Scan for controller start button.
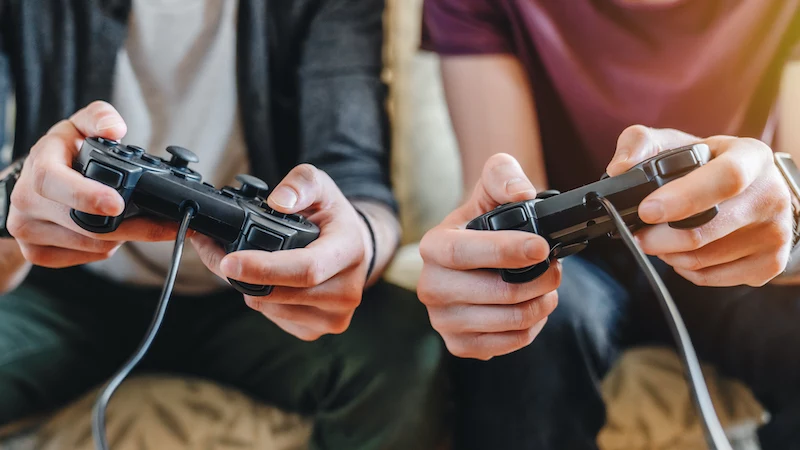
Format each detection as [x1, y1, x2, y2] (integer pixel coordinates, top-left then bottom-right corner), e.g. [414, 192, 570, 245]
[657, 151, 698, 177]
[489, 207, 528, 231]
[246, 227, 285, 252]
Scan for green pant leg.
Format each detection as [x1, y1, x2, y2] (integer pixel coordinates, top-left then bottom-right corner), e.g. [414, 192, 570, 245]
[0, 271, 160, 426]
[185, 281, 448, 450]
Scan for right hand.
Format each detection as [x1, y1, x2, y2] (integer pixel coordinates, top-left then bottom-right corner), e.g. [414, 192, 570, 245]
[7, 101, 184, 268]
[418, 153, 561, 361]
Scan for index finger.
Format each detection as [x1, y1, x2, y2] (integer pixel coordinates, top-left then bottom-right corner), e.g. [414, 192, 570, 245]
[26, 155, 124, 216]
[639, 137, 769, 224]
[219, 228, 363, 288]
[419, 227, 550, 271]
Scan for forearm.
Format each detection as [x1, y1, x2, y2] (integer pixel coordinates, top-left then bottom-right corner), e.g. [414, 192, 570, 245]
[772, 60, 800, 284]
[0, 238, 30, 293]
[352, 200, 400, 287]
[441, 55, 548, 200]
[0, 163, 30, 292]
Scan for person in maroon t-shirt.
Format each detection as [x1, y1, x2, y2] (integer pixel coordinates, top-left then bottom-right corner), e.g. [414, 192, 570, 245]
[416, 1, 800, 448]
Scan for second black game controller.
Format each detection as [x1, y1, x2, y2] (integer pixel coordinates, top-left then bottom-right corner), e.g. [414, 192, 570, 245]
[467, 143, 718, 283]
[70, 137, 320, 296]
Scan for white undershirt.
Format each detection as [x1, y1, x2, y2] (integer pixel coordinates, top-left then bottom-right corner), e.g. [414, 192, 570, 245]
[85, 0, 249, 295]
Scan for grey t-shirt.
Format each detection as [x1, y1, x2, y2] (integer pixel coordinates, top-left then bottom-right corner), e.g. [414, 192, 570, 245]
[85, 0, 249, 294]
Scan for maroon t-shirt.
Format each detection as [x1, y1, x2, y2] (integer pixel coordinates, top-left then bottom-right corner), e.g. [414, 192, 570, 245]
[422, 0, 800, 191]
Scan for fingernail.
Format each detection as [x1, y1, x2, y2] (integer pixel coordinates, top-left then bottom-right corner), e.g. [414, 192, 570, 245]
[524, 238, 547, 261]
[639, 200, 664, 222]
[506, 177, 535, 196]
[221, 257, 241, 278]
[269, 186, 298, 208]
[96, 116, 124, 131]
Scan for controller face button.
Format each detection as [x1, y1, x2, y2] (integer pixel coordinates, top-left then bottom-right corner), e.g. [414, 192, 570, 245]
[127, 145, 145, 156]
[141, 154, 162, 165]
[246, 227, 285, 252]
[488, 207, 528, 231]
[74, 211, 110, 228]
[86, 161, 124, 189]
[114, 146, 134, 157]
[656, 151, 698, 177]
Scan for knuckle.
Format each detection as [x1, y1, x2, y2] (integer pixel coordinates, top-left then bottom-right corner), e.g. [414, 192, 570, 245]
[686, 228, 705, 250]
[296, 330, 324, 342]
[514, 329, 535, 351]
[416, 269, 444, 306]
[326, 313, 353, 335]
[720, 159, 751, 197]
[445, 336, 483, 360]
[622, 124, 651, 142]
[765, 252, 788, 280]
[686, 252, 705, 271]
[302, 258, 327, 286]
[418, 232, 438, 263]
[497, 281, 521, 305]
[29, 163, 52, 198]
[515, 301, 541, 330]
[689, 270, 710, 287]
[5, 215, 29, 240]
[10, 187, 34, 211]
[765, 219, 792, 248]
[21, 246, 50, 266]
[540, 291, 559, 316]
[443, 236, 465, 268]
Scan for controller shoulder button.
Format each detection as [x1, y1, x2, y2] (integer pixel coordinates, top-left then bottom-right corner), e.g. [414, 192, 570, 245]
[86, 161, 124, 189]
[488, 207, 528, 231]
[246, 227, 285, 252]
[656, 150, 698, 177]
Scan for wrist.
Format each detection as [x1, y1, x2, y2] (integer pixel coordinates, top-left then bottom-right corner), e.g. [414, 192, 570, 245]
[0, 239, 31, 293]
[353, 206, 377, 282]
[350, 200, 401, 286]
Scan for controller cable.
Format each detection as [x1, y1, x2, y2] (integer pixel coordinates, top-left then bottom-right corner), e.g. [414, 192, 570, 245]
[91, 205, 196, 450]
[588, 192, 732, 450]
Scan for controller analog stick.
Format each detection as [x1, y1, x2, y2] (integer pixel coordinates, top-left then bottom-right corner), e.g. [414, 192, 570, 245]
[236, 174, 270, 199]
[166, 145, 199, 168]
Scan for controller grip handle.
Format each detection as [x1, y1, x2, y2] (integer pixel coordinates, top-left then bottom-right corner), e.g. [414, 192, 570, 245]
[668, 206, 719, 230]
[70, 209, 123, 234]
[500, 260, 552, 284]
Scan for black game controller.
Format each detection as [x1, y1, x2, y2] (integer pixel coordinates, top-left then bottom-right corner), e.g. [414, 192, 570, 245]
[70, 137, 320, 296]
[467, 143, 718, 283]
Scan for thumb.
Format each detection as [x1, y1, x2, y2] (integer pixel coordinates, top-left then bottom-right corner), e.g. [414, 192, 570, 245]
[454, 153, 537, 224]
[267, 164, 336, 214]
[68, 101, 128, 141]
[606, 125, 700, 177]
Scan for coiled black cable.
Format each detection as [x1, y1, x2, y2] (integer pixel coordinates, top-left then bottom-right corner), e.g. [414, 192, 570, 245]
[92, 205, 196, 450]
[588, 192, 732, 450]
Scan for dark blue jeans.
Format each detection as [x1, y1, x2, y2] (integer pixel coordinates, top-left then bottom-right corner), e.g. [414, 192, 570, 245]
[450, 238, 800, 450]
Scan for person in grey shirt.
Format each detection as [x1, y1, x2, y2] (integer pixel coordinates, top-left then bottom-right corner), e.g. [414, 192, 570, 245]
[0, 1, 445, 449]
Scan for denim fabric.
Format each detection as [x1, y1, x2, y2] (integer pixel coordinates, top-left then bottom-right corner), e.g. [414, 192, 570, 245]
[450, 238, 800, 450]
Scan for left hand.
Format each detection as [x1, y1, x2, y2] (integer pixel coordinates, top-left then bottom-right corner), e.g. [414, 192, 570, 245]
[606, 125, 794, 287]
[191, 164, 372, 341]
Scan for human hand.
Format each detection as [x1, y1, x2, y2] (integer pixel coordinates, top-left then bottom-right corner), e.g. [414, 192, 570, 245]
[417, 154, 560, 361]
[191, 164, 373, 341]
[7, 101, 187, 268]
[607, 125, 793, 287]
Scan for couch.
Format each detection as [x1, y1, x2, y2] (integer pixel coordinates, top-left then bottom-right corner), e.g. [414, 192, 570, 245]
[0, 1, 768, 449]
